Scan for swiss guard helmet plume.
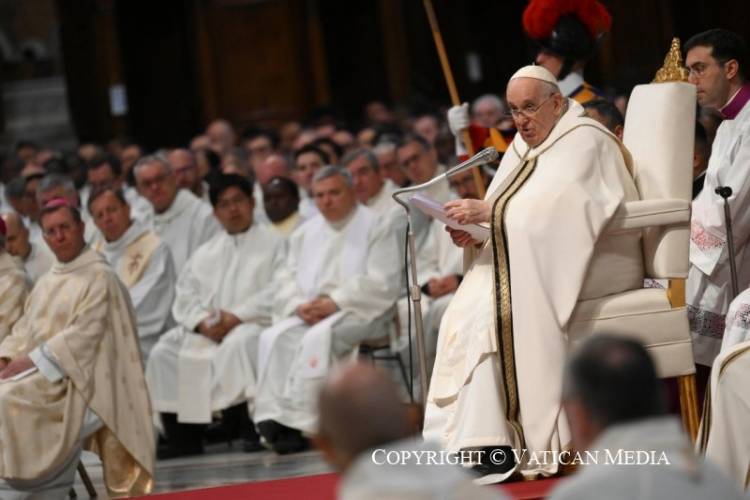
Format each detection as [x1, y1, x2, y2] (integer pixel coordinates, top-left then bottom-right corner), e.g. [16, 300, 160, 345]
[523, 0, 612, 63]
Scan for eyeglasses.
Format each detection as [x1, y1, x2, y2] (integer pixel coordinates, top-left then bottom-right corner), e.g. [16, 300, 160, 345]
[507, 94, 555, 119]
[686, 61, 721, 78]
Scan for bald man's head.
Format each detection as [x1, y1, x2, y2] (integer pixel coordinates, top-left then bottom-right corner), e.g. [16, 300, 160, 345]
[1, 212, 31, 259]
[316, 363, 412, 472]
[257, 154, 289, 186]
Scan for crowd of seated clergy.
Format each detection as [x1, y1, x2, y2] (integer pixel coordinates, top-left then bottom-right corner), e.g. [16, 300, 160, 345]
[0, 75, 745, 497]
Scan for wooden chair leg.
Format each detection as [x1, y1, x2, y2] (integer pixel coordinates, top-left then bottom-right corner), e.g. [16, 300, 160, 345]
[677, 374, 700, 442]
[77, 462, 97, 498]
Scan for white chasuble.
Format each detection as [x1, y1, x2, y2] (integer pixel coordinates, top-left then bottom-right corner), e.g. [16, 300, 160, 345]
[698, 339, 750, 492]
[0, 247, 154, 497]
[425, 100, 642, 479]
[0, 252, 29, 342]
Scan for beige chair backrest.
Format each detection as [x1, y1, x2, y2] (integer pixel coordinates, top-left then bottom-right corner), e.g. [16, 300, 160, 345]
[622, 82, 696, 279]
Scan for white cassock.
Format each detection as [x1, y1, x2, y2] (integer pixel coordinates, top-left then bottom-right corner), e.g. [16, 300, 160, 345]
[146, 223, 285, 424]
[688, 85, 750, 366]
[253, 181, 270, 225]
[0, 251, 30, 342]
[21, 240, 55, 285]
[92, 219, 176, 359]
[255, 204, 401, 433]
[551, 417, 744, 500]
[698, 340, 750, 493]
[425, 100, 643, 480]
[298, 188, 319, 220]
[144, 188, 221, 275]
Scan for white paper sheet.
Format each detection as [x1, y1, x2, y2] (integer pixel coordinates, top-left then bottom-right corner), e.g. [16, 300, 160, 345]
[409, 193, 490, 241]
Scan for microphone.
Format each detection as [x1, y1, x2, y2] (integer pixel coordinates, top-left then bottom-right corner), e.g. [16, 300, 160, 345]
[715, 186, 733, 199]
[392, 147, 499, 207]
[443, 147, 499, 178]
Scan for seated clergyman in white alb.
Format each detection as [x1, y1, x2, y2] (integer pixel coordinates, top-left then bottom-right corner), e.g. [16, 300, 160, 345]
[146, 174, 286, 459]
[88, 186, 176, 359]
[0, 216, 29, 342]
[133, 154, 221, 274]
[0, 200, 154, 498]
[254, 166, 401, 454]
[0, 211, 54, 284]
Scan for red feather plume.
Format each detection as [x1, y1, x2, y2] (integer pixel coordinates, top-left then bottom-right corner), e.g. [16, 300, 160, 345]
[523, 0, 612, 40]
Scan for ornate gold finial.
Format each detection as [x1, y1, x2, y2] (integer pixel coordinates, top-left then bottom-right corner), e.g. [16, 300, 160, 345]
[653, 38, 689, 83]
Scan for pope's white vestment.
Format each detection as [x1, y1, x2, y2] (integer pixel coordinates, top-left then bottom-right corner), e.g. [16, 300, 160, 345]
[146, 223, 285, 424]
[424, 100, 643, 479]
[698, 339, 750, 493]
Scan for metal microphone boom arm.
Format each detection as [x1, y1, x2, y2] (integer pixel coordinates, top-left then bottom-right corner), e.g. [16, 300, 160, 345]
[390, 147, 498, 408]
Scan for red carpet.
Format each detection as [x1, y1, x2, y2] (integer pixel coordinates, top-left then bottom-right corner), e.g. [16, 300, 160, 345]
[136, 473, 561, 499]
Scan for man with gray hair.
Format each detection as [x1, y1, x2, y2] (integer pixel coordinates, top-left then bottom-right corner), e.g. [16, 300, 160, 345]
[255, 166, 401, 454]
[134, 154, 220, 274]
[342, 148, 398, 218]
[36, 173, 98, 242]
[0, 216, 29, 343]
[549, 335, 743, 500]
[316, 362, 506, 500]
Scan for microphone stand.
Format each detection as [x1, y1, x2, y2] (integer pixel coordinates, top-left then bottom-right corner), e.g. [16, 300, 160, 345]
[392, 147, 498, 409]
[715, 186, 740, 298]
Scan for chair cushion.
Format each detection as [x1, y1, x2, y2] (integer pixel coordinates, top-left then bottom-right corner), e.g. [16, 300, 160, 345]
[569, 288, 696, 377]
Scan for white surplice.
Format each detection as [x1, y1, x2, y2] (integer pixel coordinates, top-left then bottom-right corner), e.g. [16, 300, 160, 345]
[254, 205, 401, 433]
[146, 223, 285, 424]
[425, 101, 643, 479]
[688, 90, 750, 366]
[143, 188, 221, 275]
[92, 220, 176, 359]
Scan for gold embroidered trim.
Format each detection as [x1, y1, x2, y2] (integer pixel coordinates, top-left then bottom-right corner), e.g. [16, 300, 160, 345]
[490, 154, 537, 450]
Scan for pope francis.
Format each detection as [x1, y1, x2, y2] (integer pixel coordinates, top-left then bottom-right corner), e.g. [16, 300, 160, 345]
[424, 65, 643, 482]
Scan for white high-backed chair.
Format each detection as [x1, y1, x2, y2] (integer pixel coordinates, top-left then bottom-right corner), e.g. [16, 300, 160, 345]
[568, 40, 700, 438]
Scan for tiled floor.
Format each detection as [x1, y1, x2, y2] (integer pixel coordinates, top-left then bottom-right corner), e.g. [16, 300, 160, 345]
[75, 443, 332, 497]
